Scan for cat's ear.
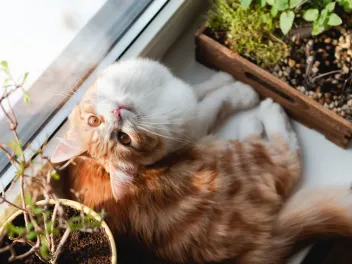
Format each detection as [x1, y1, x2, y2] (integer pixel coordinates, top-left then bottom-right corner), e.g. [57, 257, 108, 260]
[50, 128, 86, 163]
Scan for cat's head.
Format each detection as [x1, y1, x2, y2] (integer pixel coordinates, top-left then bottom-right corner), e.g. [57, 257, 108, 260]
[51, 58, 197, 196]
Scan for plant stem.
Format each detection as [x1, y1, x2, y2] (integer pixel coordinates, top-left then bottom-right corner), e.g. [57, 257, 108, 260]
[20, 176, 29, 229]
[52, 227, 70, 264]
[0, 194, 27, 212]
[312, 70, 342, 82]
[0, 144, 19, 165]
[50, 202, 59, 252]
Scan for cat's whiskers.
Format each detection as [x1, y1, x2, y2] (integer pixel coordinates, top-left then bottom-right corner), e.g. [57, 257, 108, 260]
[53, 91, 81, 103]
[136, 124, 196, 146]
[138, 107, 177, 119]
[139, 116, 197, 125]
[137, 125, 195, 146]
[138, 108, 181, 122]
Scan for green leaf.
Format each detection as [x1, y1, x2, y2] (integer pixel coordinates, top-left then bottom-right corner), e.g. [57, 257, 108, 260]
[280, 11, 295, 35]
[312, 21, 325, 35]
[1, 61, 9, 73]
[337, 0, 352, 11]
[6, 223, 25, 236]
[275, 0, 289, 11]
[22, 72, 29, 84]
[290, 0, 303, 8]
[33, 207, 43, 215]
[271, 5, 279, 17]
[26, 231, 37, 240]
[303, 9, 319, 21]
[15, 162, 25, 178]
[318, 8, 329, 24]
[258, 0, 266, 7]
[328, 13, 343, 25]
[23, 90, 31, 104]
[266, 0, 275, 5]
[6, 139, 23, 157]
[27, 223, 34, 230]
[241, 0, 253, 8]
[51, 170, 60, 180]
[326, 2, 336, 12]
[40, 243, 49, 259]
[25, 193, 34, 206]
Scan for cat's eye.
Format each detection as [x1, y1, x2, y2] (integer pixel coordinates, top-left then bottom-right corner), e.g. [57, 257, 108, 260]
[88, 115, 101, 127]
[118, 132, 131, 146]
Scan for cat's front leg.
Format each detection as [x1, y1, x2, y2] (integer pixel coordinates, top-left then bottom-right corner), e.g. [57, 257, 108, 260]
[192, 71, 235, 100]
[194, 80, 259, 137]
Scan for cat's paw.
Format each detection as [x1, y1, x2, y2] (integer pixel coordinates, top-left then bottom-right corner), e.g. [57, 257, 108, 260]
[213, 71, 235, 85]
[259, 98, 287, 124]
[225, 81, 259, 110]
[238, 115, 263, 140]
[258, 98, 298, 150]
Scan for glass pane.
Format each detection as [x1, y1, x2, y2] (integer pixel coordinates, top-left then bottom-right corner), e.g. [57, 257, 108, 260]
[0, 0, 152, 175]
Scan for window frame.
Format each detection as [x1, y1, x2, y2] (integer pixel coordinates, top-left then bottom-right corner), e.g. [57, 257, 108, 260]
[0, 0, 155, 176]
[0, 0, 166, 183]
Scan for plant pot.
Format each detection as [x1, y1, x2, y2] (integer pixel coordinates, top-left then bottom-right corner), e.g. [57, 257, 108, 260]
[0, 199, 117, 264]
[195, 24, 352, 148]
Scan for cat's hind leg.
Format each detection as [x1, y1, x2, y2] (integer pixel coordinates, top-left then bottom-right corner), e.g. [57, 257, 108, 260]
[258, 98, 299, 151]
[237, 113, 264, 141]
[258, 98, 301, 197]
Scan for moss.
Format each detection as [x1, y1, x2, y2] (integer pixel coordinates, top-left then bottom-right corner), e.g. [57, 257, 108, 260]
[206, 0, 288, 67]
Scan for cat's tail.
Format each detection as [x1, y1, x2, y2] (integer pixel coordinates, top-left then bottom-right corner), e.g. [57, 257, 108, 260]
[270, 186, 352, 263]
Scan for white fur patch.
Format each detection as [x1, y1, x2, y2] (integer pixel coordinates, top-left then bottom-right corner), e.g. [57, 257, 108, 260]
[193, 71, 235, 100]
[258, 98, 298, 150]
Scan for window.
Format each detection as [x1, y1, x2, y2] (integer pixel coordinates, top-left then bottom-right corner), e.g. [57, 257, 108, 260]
[0, 0, 153, 177]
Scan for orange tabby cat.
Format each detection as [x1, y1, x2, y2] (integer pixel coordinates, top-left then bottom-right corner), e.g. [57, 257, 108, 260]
[52, 59, 352, 264]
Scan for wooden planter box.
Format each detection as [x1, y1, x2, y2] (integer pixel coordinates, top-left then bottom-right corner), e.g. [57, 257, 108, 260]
[195, 24, 352, 148]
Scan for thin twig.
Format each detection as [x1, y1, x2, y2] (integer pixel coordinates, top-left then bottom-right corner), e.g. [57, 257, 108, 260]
[0, 196, 27, 212]
[20, 176, 29, 228]
[9, 237, 40, 262]
[0, 144, 19, 165]
[50, 202, 59, 252]
[52, 227, 70, 264]
[312, 70, 342, 82]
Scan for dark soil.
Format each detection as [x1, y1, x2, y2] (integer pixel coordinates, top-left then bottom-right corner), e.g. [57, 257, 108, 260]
[0, 206, 112, 264]
[271, 26, 352, 121]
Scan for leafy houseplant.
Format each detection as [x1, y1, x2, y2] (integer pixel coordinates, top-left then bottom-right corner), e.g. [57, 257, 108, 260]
[241, 0, 351, 35]
[0, 62, 117, 263]
[206, 0, 352, 121]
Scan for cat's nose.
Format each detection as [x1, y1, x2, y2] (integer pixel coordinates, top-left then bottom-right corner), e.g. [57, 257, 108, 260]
[112, 106, 125, 120]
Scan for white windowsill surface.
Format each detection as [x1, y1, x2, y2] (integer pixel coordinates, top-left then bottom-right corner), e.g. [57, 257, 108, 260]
[161, 20, 352, 264]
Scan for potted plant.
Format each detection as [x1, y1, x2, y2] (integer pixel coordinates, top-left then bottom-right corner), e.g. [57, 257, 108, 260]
[0, 61, 117, 263]
[196, 0, 352, 147]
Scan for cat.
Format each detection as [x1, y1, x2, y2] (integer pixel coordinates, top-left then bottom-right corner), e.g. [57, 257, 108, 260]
[51, 58, 352, 264]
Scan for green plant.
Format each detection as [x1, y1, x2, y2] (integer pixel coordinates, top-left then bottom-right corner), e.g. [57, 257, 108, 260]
[241, 0, 351, 35]
[0, 61, 106, 263]
[207, 0, 288, 67]
[304, 2, 343, 35]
